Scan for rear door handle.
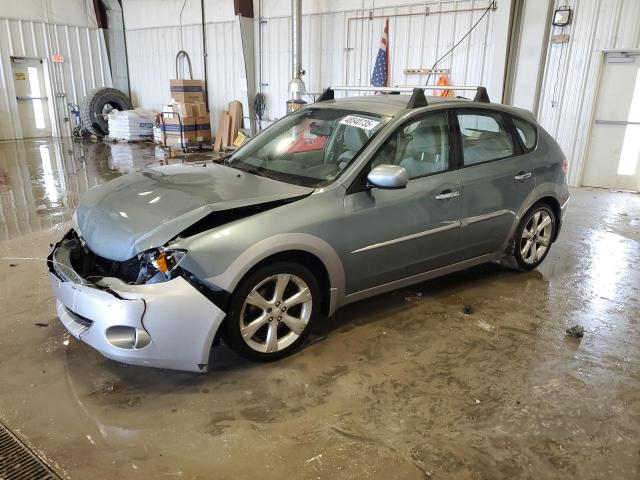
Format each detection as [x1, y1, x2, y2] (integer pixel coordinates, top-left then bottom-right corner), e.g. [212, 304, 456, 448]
[435, 189, 460, 200]
[514, 171, 532, 181]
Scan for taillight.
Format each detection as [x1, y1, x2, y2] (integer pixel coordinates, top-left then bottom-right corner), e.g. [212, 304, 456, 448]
[562, 159, 569, 174]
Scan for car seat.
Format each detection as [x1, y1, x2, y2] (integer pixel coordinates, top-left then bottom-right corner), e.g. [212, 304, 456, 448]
[399, 124, 447, 177]
[337, 127, 367, 170]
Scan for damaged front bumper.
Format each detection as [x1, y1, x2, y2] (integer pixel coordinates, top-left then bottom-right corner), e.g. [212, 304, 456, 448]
[47, 231, 226, 373]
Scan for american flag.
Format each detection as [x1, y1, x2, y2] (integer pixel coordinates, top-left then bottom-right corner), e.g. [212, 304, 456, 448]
[370, 19, 389, 87]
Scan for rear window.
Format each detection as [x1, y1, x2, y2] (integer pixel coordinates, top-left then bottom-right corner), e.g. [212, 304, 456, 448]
[512, 117, 537, 151]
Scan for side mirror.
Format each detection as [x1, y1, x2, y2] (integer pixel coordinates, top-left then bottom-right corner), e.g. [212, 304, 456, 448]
[367, 164, 409, 190]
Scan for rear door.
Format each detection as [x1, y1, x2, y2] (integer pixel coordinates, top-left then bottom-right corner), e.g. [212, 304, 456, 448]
[342, 111, 463, 294]
[454, 108, 535, 259]
[11, 57, 52, 138]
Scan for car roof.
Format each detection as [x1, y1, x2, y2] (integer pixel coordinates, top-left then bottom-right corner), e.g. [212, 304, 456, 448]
[309, 94, 537, 122]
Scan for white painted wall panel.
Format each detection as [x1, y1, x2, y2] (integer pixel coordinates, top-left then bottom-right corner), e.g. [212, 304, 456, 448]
[0, 0, 98, 28]
[0, 18, 112, 140]
[126, 20, 244, 130]
[125, 0, 510, 132]
[537, 0, 640, 186]
[257, 0, 504, 125]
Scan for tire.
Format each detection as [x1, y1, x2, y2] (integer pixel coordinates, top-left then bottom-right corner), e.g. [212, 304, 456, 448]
[224, 262, 320, 362]
[79, 87, 132, 136]
[511, 202, 557, 271]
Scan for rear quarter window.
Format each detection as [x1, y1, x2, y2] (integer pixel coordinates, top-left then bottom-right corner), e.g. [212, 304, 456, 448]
[512, 117, 537, 151]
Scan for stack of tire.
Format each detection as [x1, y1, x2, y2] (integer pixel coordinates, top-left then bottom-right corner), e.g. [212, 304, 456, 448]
[79, 87, 132, 136]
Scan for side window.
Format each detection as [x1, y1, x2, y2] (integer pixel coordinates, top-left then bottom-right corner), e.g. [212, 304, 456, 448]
[512, 117, 537, 151]
[370, 112, 450, 179]
[457, 111, 514, 166]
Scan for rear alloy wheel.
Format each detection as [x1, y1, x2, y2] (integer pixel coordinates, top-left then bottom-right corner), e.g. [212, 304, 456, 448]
[224, 262, 320, 361]
[512, 203, 556, 270]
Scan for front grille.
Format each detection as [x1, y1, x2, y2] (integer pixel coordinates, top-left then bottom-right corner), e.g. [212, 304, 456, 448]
[64, 230, 142, 284]
[0, 421, 61, 480]
[93, 254, 141, 284]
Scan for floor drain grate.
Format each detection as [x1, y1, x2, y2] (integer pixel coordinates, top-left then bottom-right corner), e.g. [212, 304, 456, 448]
[0, 422, 61, 480]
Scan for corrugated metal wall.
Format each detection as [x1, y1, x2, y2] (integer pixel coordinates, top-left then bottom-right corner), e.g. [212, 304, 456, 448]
[537, 0, 640, 186]
[0, 17, 112, 140]
[258, 0, 499, 126]
[126, 0, 500, 131]
[126, 21, 244, 129]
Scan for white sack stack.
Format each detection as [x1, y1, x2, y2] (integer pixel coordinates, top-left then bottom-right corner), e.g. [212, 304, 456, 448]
[107, 109, 157, 141]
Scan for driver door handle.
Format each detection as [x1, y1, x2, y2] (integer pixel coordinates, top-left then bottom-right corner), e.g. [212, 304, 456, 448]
[435, 189, 460, 200]
[514, 171, 532, 181]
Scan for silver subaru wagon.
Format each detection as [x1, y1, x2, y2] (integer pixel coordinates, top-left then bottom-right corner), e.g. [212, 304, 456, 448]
[48, 87, 569, 372]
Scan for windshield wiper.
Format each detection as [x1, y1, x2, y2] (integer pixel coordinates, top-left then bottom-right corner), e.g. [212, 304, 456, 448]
[212, 152, 232, 166]
[232, 164, 280, 181]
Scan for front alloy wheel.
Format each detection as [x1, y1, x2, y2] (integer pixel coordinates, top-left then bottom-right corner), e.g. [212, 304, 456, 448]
[241, 273, 312, 353]
[224, 262, 320, 361]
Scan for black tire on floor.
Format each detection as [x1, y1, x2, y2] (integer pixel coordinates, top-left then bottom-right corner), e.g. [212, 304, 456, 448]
[512, 202, 557, 271]
[79, 87, 132, 136]
[223, 262, 321, 362]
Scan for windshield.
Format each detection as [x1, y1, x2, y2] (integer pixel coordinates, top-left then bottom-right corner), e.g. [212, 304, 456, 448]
[229, 108, 387, 187]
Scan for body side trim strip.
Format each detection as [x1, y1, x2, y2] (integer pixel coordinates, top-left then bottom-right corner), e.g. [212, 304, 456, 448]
[460, 209, 514, 227]
[351, 221, 460, 254]
[351, 209, 514, 254]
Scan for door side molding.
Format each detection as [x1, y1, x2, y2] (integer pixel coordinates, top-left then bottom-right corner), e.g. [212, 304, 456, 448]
[351, 222, 460, 254]
[460, 209, 514, 227]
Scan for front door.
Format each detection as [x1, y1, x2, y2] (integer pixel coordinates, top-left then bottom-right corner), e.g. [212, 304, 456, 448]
[455, 109, 534, 258]
[582, 52, 640, 191]
[341, 111, 462, 294]
[11, 57, 52, 138]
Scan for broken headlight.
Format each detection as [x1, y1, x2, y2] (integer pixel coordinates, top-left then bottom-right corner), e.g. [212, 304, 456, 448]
[137, 248, 188, 284]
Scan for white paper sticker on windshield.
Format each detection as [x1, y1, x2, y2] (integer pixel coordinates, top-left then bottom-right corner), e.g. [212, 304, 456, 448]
[339, 115, 380, 131]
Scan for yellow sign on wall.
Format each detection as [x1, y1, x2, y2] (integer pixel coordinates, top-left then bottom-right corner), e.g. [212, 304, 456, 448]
[14, 72, 26, 81]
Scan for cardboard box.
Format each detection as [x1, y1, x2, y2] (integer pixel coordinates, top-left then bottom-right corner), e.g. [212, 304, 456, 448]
[192, 102, 208, 117]
[161, 116, 212, 146]
[170, 79, 204, 103]
[161, 104, 178, 118]
[161, 117, 199, 147]
[172, 102, 194, 118]
[196, 115, 211, 143]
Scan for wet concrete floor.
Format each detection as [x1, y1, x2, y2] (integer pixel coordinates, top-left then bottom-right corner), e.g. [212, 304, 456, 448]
[0, 138, 639, 479]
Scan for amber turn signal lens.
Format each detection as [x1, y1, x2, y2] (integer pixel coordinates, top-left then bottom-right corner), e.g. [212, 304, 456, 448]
[155, 252, 168, 273]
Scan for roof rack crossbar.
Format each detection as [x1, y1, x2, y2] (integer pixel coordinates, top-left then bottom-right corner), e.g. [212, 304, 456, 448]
[330, 85, 479, 92]
[326, 85, 490, 103]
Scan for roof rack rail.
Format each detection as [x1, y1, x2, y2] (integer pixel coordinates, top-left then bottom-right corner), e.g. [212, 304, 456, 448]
[321, 85, 491, 107]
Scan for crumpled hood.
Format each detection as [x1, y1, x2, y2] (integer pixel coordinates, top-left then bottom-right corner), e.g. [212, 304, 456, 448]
[75, 163, 313, 261]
